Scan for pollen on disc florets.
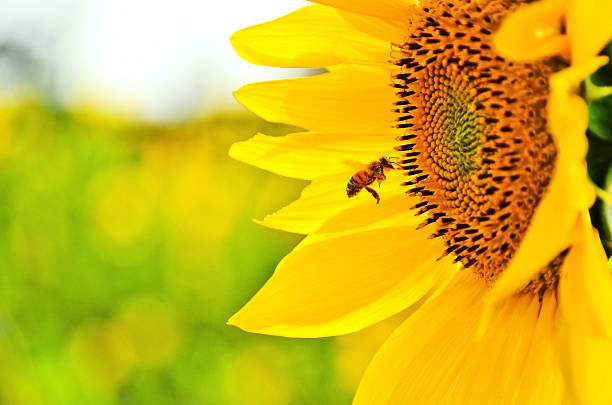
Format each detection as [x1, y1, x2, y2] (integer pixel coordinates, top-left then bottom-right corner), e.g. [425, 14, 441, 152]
[392, 0, 566, 283]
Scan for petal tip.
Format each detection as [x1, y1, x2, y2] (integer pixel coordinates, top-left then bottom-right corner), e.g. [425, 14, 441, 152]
[231, 87, 254, 113]
[227, 140, 243, 160]
[226, 309, 252, 331]
[228, 28, 252, 61]
[226, 313, 239, 327]
[252, 218, 266, 226]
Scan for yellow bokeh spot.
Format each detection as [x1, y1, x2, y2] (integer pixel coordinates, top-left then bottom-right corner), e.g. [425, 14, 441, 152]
[166, 142, 240, 244]
[221, 343, 294, 405]
[89, 167, 157, 245]
[141, 134, 241, 251]
[68, 86, 141, 129]
[0, 97, 15, 161]
[0, 343, 44, 405]
[116, 296, 182, 367]
[69, 321, 137, 392]
[163, 254, 234, 320]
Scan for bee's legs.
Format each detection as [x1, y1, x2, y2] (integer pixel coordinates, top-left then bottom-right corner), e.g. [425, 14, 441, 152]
[365, 186, 380, 204]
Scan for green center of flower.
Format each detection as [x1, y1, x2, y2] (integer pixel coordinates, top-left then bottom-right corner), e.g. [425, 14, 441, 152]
[426, 79, 483, 178]
[392, 0, 563, 283]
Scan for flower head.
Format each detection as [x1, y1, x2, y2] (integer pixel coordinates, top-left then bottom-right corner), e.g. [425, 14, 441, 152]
[229, 0, 612, 403]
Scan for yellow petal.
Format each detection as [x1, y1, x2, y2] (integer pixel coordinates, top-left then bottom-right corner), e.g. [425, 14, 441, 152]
[259, 171, 418, 235]
[557, 314, 612, 405]
[474, 296, 561, 405]
[442, 297, 529, 403]
[308, 0, 418, 22]
[229, 131, 394, 180]
[234, 66, 396, 132]
[230, 5, 391, 68]
[494, 0, 569, 61]
[513, 296, 563, 405]
[550, 56, 609, 161]
[559, 211, 612, 339]
[313, 174, 422, 234]
[335, 8, 408, 44]
[354, 272, 482, 404]
[355, 274, 562, 404]
[228, 225, 454, 337]
[256, 174, 355, 234]
[567, 0, 612, 64]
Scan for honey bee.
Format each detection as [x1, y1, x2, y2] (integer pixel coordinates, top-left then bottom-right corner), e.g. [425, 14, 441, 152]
[346, 157, 398, 203]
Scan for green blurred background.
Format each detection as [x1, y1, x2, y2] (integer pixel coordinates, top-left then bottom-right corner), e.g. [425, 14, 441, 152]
[0, 98, 403, 404]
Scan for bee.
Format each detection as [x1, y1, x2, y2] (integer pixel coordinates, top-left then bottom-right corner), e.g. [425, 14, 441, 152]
[346, 157, 398, 203]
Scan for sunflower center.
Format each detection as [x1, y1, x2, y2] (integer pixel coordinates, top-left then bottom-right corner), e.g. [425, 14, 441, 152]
[393, 0, 564, 283]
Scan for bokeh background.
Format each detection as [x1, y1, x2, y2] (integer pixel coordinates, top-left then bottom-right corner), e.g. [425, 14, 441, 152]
[0, 0, 404, 404]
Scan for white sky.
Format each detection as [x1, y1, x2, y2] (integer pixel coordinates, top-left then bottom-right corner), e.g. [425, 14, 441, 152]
[0, 0, 308, 122]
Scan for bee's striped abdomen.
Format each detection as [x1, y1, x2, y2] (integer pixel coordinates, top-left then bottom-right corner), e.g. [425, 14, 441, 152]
[346, 170, 372, 198]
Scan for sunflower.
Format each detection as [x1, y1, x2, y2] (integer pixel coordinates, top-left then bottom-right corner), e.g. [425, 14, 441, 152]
[228, 0, 612, 403]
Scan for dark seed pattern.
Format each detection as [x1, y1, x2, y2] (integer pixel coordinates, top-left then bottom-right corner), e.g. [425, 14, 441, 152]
[392, 0, 565, 283]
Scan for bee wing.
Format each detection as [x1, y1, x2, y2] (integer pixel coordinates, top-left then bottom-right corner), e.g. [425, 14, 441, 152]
[340, 158, 373, 172]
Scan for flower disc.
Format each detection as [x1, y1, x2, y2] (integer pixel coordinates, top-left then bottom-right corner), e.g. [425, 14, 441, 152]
[394, 0, 565, 282]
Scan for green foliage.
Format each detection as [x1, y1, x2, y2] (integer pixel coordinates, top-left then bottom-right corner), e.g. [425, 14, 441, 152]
[588, 94, 612, 141]
[586, 132, 612, 187]
[586, 64, 612, 256]
[587, 134, 612, 257]
[601, 165, 612, 256]
[591, 43, 612, 87]
[0, 101, 358, 405]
